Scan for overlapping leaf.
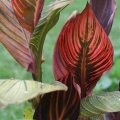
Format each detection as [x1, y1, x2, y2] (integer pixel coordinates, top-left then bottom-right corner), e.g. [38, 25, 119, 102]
[90, 0, 117, 35]
[80, 91, 120, 118]
[0, 0, 34, 73]
[105, 83, 120, 120]
[33, 73, 80, 120]
[55, 3, 113, 98]
[78, 115, 104, 120]
[11, 0, 35, 33]
[0, 79, 67, 106]
[30, 0, 74, 81]
[11, 0, 45, 33]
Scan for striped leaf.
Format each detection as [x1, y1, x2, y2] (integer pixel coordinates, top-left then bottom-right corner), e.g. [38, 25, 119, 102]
[80, 91, 120, 118]
[105, 112, 120, 120]
[11, 0, 35, 33]
[11, 0, 44, 33]
[30, 0, 74, 81]
[105, 83, 120, 120]
[90, 0, 117, 35]
[0, 0, 34, 73]
[55, 3, 113, 98]
[0, 79, 67, 106]
[88, 115, 104, 120]
[11, 0, 45, 33]
[33, 73, 80, 120]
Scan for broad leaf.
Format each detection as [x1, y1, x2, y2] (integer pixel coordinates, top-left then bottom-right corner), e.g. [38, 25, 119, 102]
[30, 0, 74, 81]
[33, 73, 80, 120]
[0, 79, 67, 106]
[105, 83, 120, 120]
[53, 40, 68, 80]
[0, 0, 34, 73]
[11, 0, 45, 33]
[55, 3, 113, 98]
[80, 91, 120, 118]
[90, 0, 117, 35]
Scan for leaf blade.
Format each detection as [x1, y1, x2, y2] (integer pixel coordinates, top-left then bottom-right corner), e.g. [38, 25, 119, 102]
[55, 3, 113, 97]
[0, 79, 67, 106]
[33, 73, 80, 120]
[90, 0, 117, 35]
[29, 0, 74, 81]
[0, 0, 34, 73]
[80, 91, 120, 118]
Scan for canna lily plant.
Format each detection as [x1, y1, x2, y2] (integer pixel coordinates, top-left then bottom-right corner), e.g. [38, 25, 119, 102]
[0, 0, 120, 119]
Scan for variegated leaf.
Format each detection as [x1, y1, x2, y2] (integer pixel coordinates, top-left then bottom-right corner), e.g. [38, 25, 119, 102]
[80, 91, 120, 118]
[105, 83, 120, 120]
[0, 79, 67, 106]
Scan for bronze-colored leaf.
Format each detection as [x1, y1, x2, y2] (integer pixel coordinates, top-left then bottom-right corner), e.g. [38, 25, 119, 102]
[0, 0, 34, 73]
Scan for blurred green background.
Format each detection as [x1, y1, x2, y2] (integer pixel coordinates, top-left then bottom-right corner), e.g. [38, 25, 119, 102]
[0, 0, 120, 119]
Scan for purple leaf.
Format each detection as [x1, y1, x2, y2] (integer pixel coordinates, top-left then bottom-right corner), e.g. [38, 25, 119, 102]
[90, 0, 117, 35]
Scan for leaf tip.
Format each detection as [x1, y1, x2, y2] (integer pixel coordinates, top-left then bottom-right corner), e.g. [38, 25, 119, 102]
[67, 10, 79, 21]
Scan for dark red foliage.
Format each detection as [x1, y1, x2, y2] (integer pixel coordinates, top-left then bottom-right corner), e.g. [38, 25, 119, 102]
[33, 73, 80, 120]
[90, 0, 117, 35]
[54, 4, 113, 98]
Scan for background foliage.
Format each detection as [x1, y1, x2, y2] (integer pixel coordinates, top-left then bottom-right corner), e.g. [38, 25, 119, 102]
[0, 0, 120, 119]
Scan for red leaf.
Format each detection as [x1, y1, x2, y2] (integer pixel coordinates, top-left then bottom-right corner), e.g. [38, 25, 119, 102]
[33, 73, 80, 120]
[90, 0, 117, 35]
[53, 41, 68, 80]
[34, 0, 44, 27]
[11, 0, 44, 33]
[55, 3, 113, 98]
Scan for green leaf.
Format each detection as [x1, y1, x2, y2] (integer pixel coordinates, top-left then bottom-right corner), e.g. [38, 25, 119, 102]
[24, 107, 34, 120]
[0, 79, 67, 106]
[80, 91, 120, 118]
[88, 115, 104, 120]
[29, 0, 74, 82]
